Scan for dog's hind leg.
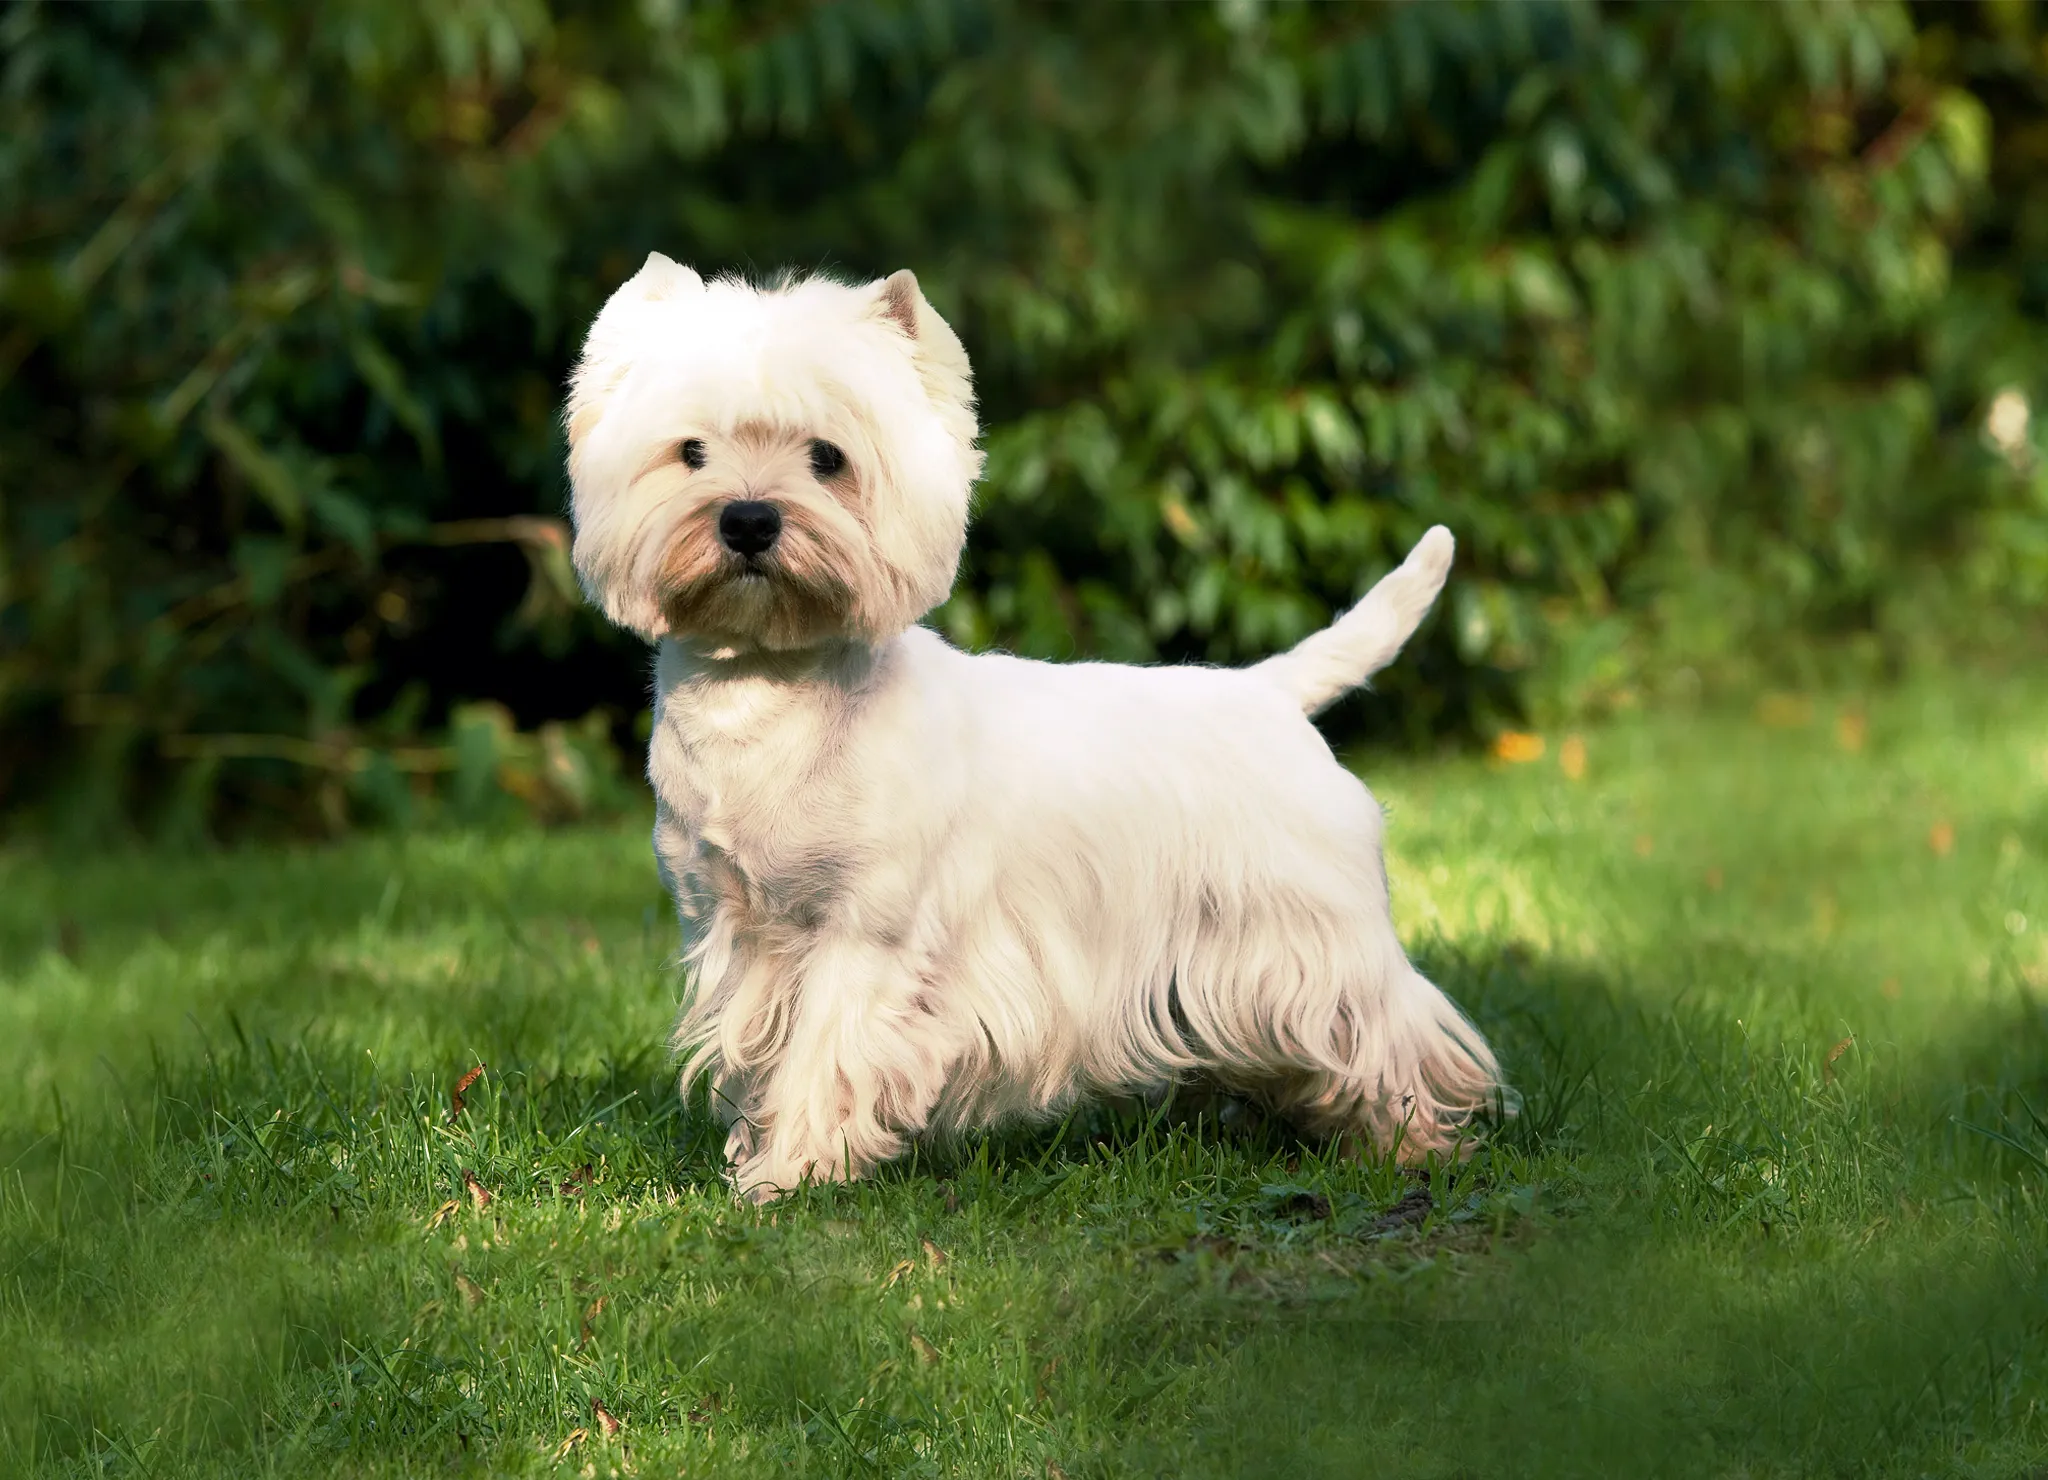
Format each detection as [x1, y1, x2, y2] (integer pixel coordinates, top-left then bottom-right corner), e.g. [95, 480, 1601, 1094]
[1272, 963, 1507, 1162]
[1179, 915, 1506, 1163]
[727, 934, 960, 1203]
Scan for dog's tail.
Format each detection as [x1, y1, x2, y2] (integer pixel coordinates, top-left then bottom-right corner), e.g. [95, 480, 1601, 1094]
[1251, 525, 1454, 716]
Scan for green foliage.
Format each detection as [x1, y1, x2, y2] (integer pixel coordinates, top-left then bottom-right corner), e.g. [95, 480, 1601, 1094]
[3, 1, 2045, 832]
[4, 671, 2046, 1474]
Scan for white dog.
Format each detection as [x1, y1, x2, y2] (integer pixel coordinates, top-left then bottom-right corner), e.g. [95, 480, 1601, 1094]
[565, 254, 1506, 1201]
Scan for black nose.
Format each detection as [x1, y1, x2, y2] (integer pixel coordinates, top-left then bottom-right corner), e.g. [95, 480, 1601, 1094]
[718, 500, 781, 557]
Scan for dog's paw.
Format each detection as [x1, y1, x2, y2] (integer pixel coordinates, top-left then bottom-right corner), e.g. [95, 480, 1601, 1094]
[722, 1118, 761, 1165]
[729, 1145, 854, 1204]
[728, 1152, 799, 1204]
[732, 1170, 792, 1206]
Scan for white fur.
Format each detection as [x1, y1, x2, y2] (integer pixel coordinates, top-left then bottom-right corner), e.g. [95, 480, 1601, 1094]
[566, 255, 1507, 1201]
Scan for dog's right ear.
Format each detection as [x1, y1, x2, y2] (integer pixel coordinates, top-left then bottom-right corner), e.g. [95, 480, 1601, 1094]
[567, 254, 706, 452]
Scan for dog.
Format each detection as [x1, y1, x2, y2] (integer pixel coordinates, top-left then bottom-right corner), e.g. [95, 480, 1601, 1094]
[565, 253, 1507, 1201]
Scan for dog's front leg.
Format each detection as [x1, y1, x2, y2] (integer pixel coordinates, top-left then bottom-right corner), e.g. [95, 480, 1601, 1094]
[705, 1063, 764, 1167]
[728, 934, 947, 1203]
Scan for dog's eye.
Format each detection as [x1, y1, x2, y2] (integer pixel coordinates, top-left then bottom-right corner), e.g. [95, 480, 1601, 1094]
[680, 438, 707, 470]
[808, 440, 846, 478]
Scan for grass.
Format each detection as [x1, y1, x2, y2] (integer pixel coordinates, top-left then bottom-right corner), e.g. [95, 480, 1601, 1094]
[3, 671, 2047, 1478]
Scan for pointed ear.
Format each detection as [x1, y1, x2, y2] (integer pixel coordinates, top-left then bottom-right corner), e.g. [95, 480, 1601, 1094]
[867, 269, 978, 450]
[622, 251, 704, 302]
[875, 269, 925, 339]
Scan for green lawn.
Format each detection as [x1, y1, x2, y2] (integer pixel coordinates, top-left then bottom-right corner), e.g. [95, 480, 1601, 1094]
[4, 672, 2046, 1478]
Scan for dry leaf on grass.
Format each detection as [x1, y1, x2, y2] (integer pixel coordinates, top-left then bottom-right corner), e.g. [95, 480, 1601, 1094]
[910, 1330, 941, 1365]
[461, 1169, 493, 1211]
[1823, 1036, 1855, 1081]
[450, 1064, 486, 1119]
[580, 1295, 608, 1347]
[1756, 693, 1814, 728]
[884, 1258, 917, 1288]
[425, 1199, 462, 1232]
[454, 1270, 486, 1307]
[553, 1428, 588, 1460]
[921, 1238, 948, 1270]
[1492, 731, 1545, 764]
[592, 1400, 623, 1438]
[1036, 1356, 1060, 1406]
[687, 1392, 724, 1425]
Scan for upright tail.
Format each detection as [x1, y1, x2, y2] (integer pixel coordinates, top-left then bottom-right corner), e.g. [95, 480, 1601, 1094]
[1252, 525, 1454, 716]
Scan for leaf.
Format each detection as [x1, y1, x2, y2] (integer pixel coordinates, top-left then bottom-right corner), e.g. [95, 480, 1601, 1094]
[230, 536, 297, 608]
[1932, 87, 1991, 185]
[461, 1169, 493, 1211]
[348, 332, 440, 463]
[688, 1392, 724, 1425]
[449, 1064, 486, 1119]
[1954, 1118, 2048, 1177]
[204, 411, 304, 533]
[307, 486, 378, 560]
[1492, 731, 1545, 764]
[1755, 693, 1814, 728]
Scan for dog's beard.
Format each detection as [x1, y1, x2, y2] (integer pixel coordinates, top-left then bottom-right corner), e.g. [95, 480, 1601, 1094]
[653, 500, 873, 650]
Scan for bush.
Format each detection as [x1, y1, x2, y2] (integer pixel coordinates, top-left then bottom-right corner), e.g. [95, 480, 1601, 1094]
[3, 0, 2044, 834]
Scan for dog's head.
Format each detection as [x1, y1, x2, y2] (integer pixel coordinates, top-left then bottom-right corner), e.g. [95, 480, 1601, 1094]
[564, 255, 982, 650]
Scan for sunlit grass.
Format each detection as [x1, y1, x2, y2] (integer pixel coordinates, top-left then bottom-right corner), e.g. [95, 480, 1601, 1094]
[3, 670, 2045, 1477]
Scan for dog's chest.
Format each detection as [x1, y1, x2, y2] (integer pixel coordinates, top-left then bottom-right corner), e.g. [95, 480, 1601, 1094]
[648, 666, 859, 917]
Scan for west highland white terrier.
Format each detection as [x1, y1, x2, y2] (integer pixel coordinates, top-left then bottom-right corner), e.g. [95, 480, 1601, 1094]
[565, 254, 1506, 1201]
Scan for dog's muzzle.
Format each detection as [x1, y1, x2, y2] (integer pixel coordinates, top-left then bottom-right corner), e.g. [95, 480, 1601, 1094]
[719, 500, 782, 557]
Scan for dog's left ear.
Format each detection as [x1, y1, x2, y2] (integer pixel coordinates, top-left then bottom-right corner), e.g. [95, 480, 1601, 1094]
[869, 269, 980, 465]
[874, 269, 927, 340]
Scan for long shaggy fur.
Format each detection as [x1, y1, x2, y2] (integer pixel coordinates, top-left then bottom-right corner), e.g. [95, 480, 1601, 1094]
[566, 253, 1508, 1201]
